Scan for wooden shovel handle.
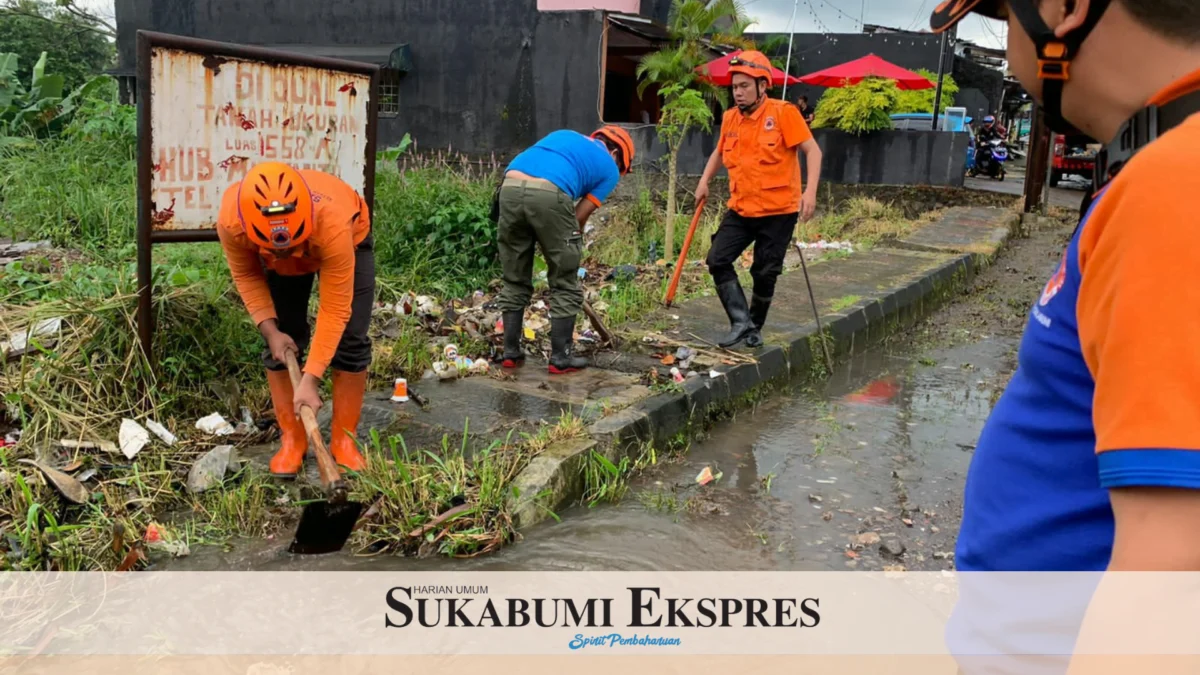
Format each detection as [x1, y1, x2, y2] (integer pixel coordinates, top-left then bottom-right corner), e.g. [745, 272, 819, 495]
[283, 350, 348, 502]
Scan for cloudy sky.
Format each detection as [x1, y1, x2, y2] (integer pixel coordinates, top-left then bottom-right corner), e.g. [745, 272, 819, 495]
[740, 0, 1009, 48]
[79, 0, 1009, 50]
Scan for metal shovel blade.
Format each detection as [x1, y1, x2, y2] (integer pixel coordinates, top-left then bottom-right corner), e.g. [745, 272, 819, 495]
[287, 499, 364, 555]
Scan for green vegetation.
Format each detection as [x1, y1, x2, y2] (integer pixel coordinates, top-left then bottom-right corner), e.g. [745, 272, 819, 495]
[0, 1, 114, 91]
[813, 71, 959, 136]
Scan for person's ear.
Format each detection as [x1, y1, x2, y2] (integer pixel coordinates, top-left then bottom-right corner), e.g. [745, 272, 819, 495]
[1051, 0, 1089, 37]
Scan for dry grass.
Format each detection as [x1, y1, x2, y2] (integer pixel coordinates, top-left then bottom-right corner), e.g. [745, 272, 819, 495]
[798, 197, 935, 247]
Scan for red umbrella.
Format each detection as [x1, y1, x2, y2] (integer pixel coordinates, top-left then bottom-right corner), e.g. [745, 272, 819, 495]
[798, 54, 935, 90]
[696, 49, 802, 87]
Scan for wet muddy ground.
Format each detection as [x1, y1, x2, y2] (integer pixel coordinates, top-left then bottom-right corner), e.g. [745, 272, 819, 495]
[170, 213, 1076, 573]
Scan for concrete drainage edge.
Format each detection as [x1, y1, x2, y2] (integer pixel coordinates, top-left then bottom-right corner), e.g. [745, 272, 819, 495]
[506, 221, 1016, 531]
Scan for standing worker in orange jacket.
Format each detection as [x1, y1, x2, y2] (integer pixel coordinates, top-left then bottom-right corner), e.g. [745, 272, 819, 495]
[216, 162, 375, 477]
[695, 50, 824, 349]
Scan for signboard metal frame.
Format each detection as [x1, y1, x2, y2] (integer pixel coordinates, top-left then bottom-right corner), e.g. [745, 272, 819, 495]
[135, 30, 380, 362]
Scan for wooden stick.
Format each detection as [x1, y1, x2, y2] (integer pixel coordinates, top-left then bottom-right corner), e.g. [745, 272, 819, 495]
[582, 301, 615, 347]
[283, 351, 348, 502]
[628, 331, 757, 365]
[408, 503, 473, 538]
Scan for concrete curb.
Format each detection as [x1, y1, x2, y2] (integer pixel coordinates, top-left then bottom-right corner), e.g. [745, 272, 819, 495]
[506, 210, 1022, 529]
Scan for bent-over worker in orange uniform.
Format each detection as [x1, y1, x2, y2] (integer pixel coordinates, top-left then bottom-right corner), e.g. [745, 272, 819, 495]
[216, 162, 376, 477]
[695, 50, 823, 350]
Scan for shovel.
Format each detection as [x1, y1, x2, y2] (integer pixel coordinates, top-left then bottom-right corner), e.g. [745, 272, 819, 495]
[282, 350, 364, 555]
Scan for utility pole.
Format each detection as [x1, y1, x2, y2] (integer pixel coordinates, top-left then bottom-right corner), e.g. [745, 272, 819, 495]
[930, 24, 956, 129]
[1024, 102, 1052, 214]
[861, 0, 867, 31]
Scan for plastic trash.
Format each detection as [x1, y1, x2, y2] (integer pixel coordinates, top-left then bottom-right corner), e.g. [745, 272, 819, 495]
[118, 419, 150, 459]
[196, 413, 236, 436]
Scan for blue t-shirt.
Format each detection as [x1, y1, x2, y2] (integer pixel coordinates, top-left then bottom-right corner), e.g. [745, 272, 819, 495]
[506, 130, 621, 206]
[957, 109, 1200, 573]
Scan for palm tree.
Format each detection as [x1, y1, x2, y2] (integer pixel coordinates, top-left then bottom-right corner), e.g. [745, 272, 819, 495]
[636, 0, 757, 110]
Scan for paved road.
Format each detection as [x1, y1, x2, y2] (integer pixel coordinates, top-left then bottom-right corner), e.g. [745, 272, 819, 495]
[966, 167, 1088, 211]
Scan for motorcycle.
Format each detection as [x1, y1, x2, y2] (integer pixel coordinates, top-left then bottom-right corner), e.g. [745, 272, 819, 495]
[970, 138, 1008, 180]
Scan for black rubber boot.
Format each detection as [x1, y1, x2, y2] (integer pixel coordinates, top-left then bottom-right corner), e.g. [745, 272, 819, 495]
[745, 294, 772, 348]
[715, 280, 755, 348]
[500, 310, 525, 368]
[548, 317, 588, 374]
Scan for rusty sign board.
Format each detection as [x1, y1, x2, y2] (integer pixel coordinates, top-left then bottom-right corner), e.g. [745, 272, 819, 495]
[136, 31, 380, 359]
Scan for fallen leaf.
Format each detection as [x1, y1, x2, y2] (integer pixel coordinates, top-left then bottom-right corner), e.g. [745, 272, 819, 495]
[855, 532, 882, 546]
[60, 460, 83, 473]
[17, 459, 89, 504]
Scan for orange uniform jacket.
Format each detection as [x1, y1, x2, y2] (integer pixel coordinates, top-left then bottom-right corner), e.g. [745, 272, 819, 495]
[216, 170, 371, 379]
[717, 98, 814, 218]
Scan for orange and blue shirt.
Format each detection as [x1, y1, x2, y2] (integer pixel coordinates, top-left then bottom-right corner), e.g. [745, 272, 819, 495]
[955, 70, 1200, 572]
[506, 130, 620, 208]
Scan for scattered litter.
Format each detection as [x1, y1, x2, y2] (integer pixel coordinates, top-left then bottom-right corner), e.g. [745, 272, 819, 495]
[77, 468, 97, 482]
[796, 240, 854, 251]
[59, 438, 118, 454]
[391, 378, 410, 402]
[0, 470, 9, 487]
[523, 327, 536, 340]
[822, 510, 834, 521]
[143, 522, 189, 557]
[118, 419, 150, 460]
[902, 518, 914, 527]
[670, 367, 684, 383]
[187, 445, 236, 494]
[432, 361, 459, 381]
[577, 268, 587, 279]
[808, 494, 823, 503]
[932, 551, 954, 560]
[144, 419, 176, 446]
[533, 301, 546, 311]
[232, 407, 256, 435]
[696, 466, 721, 486]
[872, 507, 887, 513]
[17, 459, 89, 504]
[470, 358, 490, 375]
[709, 370, 723, 379]
[674, 347, 694, 361]
[661, 355, 676, 366]
[195, 413, 235, 436]
[815, 479, 837, 484]
[606, 265, 638, 281]
[2, 316, 63, 360]
[444, 344, 460, 361]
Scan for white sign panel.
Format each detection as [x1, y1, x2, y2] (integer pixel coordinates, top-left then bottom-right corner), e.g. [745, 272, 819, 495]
[148, 47, 372, 231]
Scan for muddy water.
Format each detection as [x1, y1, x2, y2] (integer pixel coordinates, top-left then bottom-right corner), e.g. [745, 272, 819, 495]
[174, 335, 1015, 573]
[171, 216, 1070, 573]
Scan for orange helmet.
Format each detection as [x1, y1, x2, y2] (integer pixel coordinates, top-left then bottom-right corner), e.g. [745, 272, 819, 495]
[728, 50, 773, 83]
[236, 162, 314, 250]
[591, 125, 635, 175]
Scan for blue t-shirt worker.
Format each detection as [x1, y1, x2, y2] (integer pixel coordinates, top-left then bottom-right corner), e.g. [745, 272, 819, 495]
[495, 127, 633, 374]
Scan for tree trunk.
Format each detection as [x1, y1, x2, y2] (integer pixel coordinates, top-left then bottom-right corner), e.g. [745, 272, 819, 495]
[665, 145, 679, 263]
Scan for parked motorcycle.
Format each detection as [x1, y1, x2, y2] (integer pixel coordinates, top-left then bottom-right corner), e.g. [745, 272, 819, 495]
[970, 138, 1008, 180]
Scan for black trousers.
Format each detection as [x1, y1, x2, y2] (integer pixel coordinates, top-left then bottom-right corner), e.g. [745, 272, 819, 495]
[262, 231, 376, 374]
[705, 210, 796, 300]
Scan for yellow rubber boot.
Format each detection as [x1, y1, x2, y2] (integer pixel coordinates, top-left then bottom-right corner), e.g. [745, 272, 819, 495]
[329, 369, 368, 472]
[266, 369, 308, 477]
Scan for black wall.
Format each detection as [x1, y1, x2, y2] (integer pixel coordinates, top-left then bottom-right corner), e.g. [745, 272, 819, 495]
[114, 0, 605, 154]
[638, 123, 968, 188]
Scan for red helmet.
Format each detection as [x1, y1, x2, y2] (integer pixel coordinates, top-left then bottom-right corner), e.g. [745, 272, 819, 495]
[591, 125, 635, 175]
[236, 162, 314, 250]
